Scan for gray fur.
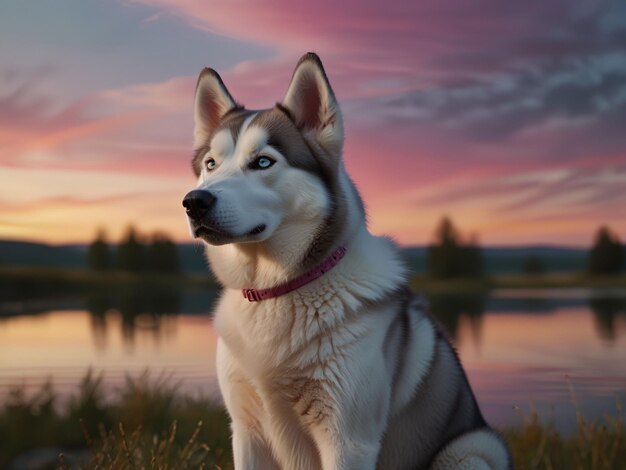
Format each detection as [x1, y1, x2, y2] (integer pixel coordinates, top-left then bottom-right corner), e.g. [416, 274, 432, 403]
[374, 295, 507, 469]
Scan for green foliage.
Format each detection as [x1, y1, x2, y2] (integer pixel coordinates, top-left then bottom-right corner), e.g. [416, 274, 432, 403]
[588, 226, 624, 275]
[92, 226, 182, 274]
[66, 370, 112, 442]
[87, 229, 110, 270]
[116, 226, 145, 272]
[0, 381, 58, 463]
[147, 233, 180, 273]
[427, 217, 459, 278]
[426, 217, 484, 279]
[0, 371, 232, 469]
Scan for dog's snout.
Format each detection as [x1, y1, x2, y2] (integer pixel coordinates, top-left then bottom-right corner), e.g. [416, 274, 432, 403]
[182, 190, 216, 220]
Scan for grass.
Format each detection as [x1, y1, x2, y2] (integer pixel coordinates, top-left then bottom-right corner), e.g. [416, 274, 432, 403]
[0, 371, 232, 469]
[502, 402, 625, 469]
[1, 373, 625, 469]
[73, 420, 216, 469]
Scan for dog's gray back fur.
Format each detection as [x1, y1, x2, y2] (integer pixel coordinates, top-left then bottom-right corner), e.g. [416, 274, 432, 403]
[378, 293, 509, 468]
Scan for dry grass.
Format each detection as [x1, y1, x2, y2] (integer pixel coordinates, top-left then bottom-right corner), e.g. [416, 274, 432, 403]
[0, 371, 231, 469]
[503, 385, 625, 470]
[1, 373, 625, 469]
[65, 420, 217, 470]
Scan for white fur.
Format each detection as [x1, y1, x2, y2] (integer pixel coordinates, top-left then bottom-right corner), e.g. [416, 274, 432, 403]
[430, 430, 511, 470]
[194, 70, 237, 148]
[189, 54, 510, 469]
[213, 227, 407, 469]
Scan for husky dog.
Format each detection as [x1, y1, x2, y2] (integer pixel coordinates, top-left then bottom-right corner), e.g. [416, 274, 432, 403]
[183, 53, 512, 469]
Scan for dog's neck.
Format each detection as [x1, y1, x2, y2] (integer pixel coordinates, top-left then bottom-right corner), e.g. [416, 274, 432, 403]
[242, 246, 347, 302]
[206, 222, 406, 307]
[205, 215, 349, 290]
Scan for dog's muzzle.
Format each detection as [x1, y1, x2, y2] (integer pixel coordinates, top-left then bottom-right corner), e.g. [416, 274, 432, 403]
[183, 189, 266, 244]
[182, 190, 216, 221]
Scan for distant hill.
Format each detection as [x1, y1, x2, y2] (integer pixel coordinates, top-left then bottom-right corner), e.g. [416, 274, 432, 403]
[479, 246, 590, 274]
[0, 239, 611, 275]
[401, 245, 591, 274]
[0, 241, 86, 269]
[0, 240, 211, 274]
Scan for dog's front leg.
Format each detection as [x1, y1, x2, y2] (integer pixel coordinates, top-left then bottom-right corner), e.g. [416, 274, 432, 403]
[301, 332, 394, 470]
[231, 425, 277, 470]
[308, 418, 382, 470]
[305, 371, 391, 469]
[216, 340, 278, 469]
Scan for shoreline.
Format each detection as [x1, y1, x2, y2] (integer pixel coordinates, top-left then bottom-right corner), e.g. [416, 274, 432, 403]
[3, 265, 625, 291]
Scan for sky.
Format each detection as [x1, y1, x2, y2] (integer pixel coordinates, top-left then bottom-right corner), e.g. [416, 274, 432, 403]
[1, 0, 625, 247]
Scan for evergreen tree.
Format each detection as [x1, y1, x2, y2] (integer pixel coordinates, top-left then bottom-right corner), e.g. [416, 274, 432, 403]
[87, 228, 110, 270]
[116, 226, 145, 272]
[426, 217, 483, 279]
[588, 226, 623, 275]
[147, 233, 180, 273]
[460, 234, 483, 277]
[427, 217, 458, 279]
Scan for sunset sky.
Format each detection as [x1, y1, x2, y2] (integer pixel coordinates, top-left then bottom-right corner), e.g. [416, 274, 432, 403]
[1, 0, 625, 246]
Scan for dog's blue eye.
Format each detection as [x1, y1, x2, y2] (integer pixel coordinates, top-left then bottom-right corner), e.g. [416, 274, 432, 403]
[258, 157, 272, 168]
[251, 156, 275, 170]
[206, 158, 216, 171]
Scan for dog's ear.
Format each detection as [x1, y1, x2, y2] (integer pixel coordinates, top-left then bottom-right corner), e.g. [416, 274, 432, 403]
[194, 68, 239, 147]
[281, 53, 344, 155]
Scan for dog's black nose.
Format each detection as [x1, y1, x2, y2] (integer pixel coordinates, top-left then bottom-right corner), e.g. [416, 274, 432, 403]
[182, 190, 216, 220]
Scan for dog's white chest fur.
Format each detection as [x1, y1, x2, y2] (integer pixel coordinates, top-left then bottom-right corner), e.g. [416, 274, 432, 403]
[213, 230, 405, 379]
[211, 233, 407, 469]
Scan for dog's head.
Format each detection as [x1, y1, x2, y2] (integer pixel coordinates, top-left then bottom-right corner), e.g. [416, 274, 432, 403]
[183, 53, 350, 251]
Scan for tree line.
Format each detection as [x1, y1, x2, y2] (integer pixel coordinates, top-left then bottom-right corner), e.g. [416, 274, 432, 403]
[426, 217, 624, 279]
[87, 226, 179, 273]
[87, 220, 624, 278]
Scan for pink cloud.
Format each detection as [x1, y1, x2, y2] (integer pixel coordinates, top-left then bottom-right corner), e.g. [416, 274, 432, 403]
[0, 73, 196, 175]
[2, 0, 624, 245]
[129, 0, 614, 80]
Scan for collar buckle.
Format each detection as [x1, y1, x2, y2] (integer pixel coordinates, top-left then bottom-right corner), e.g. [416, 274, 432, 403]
[243, 288, 260, 302]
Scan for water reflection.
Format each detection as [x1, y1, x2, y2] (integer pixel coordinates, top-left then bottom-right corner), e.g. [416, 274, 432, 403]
[426, 292, 486, 345]
[1, 288, 626, 432]
[423, 290, 626, 346]
[589, 296, 626, 343]
[85, 288, 181, 350]
[0, 285, 218, 350]
[3, 288, 626, 349]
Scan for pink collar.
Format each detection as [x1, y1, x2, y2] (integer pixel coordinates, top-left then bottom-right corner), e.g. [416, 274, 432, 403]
[242, 246, 347, 302]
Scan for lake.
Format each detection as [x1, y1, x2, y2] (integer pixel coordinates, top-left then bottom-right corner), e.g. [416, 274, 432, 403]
[1, 286, 625, 434]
